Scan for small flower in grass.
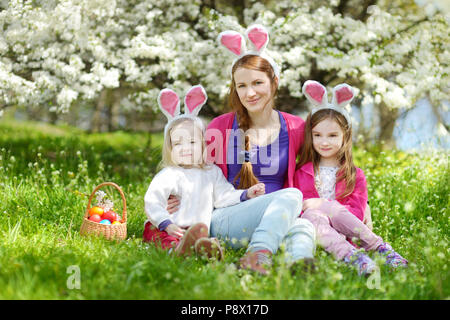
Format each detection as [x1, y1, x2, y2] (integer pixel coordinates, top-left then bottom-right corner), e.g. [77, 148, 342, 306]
[239, 237, 249, 247]
[404, 202, 415, 213]
[331, 272, 343, 282]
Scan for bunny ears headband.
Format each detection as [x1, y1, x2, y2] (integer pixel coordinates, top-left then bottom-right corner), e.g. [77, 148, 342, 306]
[302, 80, 355, 125]
[158, 85, 207, 136]
[218, 24, 280, 79]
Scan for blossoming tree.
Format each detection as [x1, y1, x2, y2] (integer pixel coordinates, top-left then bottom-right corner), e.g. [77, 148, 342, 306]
[1, 0, 448, 146]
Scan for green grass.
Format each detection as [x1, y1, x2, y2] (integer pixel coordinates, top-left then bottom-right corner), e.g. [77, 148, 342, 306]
[0, 119, 448, 299]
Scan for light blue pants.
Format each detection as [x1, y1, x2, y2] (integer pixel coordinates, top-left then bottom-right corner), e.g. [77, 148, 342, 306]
[210, 188, 315, 262]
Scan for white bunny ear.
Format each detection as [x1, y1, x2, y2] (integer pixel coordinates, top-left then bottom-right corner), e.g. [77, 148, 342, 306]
[184, 85, 207, 117]
[246, 24, 269, 53]
[302, 80, 328, 106]
[217, 30, 246, 56]
[332, 84, 355, 108]
[158, 88, 180, 121]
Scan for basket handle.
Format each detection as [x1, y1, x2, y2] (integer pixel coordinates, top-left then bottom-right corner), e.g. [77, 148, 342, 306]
[84, 182, 127, 223]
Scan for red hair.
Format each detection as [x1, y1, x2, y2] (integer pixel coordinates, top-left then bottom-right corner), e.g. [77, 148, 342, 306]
[228, 55, 278, 189]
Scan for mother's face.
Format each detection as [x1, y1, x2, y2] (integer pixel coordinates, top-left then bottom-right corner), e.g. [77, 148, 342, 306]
[233, 67, 277, 115]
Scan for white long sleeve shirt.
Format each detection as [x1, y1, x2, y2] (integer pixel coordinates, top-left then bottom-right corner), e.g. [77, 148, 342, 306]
[144, 165, 246, 229]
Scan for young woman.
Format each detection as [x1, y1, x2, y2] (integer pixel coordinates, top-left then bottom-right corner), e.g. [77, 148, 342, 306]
[201, 25, 316, 274]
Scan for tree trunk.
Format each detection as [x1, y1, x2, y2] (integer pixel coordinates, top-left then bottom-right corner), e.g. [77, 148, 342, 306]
[377, 101, 398, 149]
[91, 89, 107, 133]
[108, 90, 121, 131]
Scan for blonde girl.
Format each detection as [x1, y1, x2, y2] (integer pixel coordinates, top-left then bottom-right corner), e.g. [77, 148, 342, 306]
[143, 85, 265, 259]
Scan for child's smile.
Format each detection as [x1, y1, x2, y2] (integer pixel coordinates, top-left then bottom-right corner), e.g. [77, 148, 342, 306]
[170, 121, 204, 167]
[312, 118, 344, 166]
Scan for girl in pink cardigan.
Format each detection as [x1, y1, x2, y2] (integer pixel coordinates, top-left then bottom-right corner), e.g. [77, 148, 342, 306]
[294, 81, 408, 276]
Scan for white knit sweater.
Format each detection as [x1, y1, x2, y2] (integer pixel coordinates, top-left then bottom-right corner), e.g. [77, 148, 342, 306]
[144, 165, 245, 229]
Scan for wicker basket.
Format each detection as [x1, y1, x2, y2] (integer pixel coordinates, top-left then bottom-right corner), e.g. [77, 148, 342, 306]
[80, 182, 127, 241]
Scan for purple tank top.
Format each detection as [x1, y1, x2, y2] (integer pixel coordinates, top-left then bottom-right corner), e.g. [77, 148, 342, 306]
[227, 111, 289, 194]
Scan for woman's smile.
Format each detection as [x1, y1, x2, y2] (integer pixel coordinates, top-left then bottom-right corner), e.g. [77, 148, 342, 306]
[247, 97, 260, 104]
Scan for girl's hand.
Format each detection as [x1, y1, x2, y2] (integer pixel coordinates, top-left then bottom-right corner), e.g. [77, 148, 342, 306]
[165, 223, 185, 239]
[247, 183, 265, 199]
[167, 194, 180, 214]
[303, 198, 326, 211]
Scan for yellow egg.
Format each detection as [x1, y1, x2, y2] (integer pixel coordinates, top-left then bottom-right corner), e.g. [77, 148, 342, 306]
[112, 221, 121, 225]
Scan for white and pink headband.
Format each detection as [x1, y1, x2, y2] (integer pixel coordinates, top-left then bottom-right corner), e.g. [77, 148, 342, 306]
[158, 85, 208, 136]
[302, 80, 355, 125]
[218, 24, 280, 79]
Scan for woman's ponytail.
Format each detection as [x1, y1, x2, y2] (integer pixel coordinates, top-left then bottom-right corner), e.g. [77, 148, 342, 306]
[233, 135, 259, 189]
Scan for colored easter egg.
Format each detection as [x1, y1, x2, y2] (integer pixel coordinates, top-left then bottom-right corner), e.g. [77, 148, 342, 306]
[88, 214, 102, 223]
[102, 211, 116, 222]
[89, 206, 104, 217]
[112, 221, 121, 225]
[99, 219, 111, 225]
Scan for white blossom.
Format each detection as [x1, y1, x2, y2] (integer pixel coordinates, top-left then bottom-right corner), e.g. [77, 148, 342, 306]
[0, 0, 447, 124]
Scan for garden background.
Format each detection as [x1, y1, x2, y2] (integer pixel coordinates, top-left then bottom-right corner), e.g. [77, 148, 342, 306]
[0, 0, 449, 300]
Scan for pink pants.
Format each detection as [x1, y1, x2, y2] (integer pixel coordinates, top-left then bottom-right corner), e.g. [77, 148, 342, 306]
[302, 201, 383, 260]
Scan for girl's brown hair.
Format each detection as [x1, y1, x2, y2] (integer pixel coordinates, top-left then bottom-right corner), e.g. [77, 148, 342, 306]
[229, 55, 278, 189]
[296, 109, 356, 199]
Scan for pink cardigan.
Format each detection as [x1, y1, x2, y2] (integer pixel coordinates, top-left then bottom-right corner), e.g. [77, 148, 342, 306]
[294, 162, 368, 221]
[206, 111, 305, 188]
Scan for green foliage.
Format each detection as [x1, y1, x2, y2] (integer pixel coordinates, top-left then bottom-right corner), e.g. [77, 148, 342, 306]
[0, 119, 448, 299]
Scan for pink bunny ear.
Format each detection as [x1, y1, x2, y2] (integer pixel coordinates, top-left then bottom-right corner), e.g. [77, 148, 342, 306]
[218, 31, 246, 56]
[302, 80, 328, 106]
[184, 85, 207, 117]
[158, 88, 180, 120]
[246, 24, 269, 52]
[332, 84, 355, 108]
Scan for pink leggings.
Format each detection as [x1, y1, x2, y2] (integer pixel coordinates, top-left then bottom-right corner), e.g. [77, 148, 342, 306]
[302, 202, 383, 260]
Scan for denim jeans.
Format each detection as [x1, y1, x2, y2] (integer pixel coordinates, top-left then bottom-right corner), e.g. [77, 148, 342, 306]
[210, 188, 315, 262]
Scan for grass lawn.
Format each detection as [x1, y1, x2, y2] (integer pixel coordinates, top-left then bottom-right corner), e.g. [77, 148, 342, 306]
[0, 118, 448, 300]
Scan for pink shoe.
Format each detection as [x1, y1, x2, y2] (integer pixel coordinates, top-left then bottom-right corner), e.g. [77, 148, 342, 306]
[174, 223, 208, 256]
[376, 242, 408, 268]
[194, 237, 224, 260]
[344, 249, 377, 276]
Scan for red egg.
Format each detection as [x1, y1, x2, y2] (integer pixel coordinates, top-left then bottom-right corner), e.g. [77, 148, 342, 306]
[102, 211, 116, 222]
[88, 214, 102, 223]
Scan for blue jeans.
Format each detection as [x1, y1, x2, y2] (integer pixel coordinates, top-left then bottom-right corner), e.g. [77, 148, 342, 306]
[210, 188, 315, 262]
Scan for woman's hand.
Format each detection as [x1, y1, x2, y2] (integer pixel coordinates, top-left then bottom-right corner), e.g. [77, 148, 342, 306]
[167, 194, 180, 214]
[165, 223, 185, 239]
[247, 183, 265, 199]
[303, 198, 326, 211]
